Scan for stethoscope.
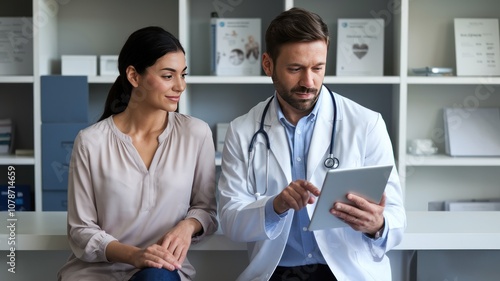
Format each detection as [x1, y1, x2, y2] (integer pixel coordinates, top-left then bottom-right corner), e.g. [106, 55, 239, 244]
[247, 85, 339, 197]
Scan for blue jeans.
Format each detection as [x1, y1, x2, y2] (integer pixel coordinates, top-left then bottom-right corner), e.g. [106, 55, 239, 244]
[129, 268, 181, 281]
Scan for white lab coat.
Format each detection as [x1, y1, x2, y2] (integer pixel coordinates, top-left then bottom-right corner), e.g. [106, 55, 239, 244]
[217, 86, 406, 281]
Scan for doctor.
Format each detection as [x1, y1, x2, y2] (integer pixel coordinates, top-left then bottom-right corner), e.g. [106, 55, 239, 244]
[217, 7, 406, 281]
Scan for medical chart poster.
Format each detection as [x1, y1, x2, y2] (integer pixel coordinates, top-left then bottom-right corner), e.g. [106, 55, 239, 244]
[454, 18, 500, 76]
[210, 18, 261, 76]
[0, 17, 33, 75]
[336, 18, 384, 76]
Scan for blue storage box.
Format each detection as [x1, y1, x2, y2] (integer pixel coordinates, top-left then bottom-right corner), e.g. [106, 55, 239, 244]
[41, 75, 89, 123]
[42, 190, 68, 211]
[42, 123, 88, 191]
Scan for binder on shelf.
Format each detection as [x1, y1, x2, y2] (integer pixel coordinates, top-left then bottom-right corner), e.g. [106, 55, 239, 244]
[336, 18, 385, 76]
[444, 107, 500, 156]
[0, 119, 13, 154]
[454, 18, 500, 76]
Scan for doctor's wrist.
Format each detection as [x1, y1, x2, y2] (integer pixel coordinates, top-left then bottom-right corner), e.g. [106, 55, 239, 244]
[273, 195, 288, 215]
[366, 219, 385, 239]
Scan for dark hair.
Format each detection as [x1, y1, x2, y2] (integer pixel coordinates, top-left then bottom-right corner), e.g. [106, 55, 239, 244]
[98, 26, 185, 121]
[265, 7, 329, 63]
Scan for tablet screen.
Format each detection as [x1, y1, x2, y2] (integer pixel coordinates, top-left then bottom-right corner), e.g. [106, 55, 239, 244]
[308, 165, 393, 231]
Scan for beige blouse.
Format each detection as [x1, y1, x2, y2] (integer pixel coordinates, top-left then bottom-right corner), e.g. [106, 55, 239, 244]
[58, 114, 218, 281]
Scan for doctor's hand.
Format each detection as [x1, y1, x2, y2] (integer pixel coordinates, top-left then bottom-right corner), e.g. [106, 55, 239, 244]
[330, 192, 386, 235]
[273, 180, 321, 214]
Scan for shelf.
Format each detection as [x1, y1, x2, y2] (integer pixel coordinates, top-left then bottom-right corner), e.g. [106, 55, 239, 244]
[3, 211, 500, 251]
[395, 211, 500, 250]
[406, 154, 500, 167]
[186, 76, 272, 84]
[0, 155, 36, 165]
[87, 76, 117, 84]
[81, 74, 403, 85]
[0, 76, 34, 83]
[323, 76, 400, 85]
[407, 76, 500, 85]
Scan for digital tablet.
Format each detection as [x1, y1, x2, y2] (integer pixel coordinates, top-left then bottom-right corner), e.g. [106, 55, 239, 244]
[308, 165, 393, 231]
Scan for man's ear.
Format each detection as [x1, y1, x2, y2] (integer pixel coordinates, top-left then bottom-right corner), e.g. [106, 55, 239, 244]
[262, 53, 273, 77]
[126, 65, 139, 87]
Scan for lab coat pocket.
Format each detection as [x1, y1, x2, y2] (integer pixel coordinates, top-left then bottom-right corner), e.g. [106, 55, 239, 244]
[344, 227, 390, 280]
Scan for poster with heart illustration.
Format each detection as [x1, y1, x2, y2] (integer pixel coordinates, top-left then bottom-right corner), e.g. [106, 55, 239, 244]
[336, 18, 384, 76]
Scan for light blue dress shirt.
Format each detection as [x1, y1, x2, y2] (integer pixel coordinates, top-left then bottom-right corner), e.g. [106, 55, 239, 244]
[264, 92, 328, 267]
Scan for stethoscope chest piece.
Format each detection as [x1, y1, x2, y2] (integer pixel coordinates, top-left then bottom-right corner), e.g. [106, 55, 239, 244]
[324, 156, 339, 169]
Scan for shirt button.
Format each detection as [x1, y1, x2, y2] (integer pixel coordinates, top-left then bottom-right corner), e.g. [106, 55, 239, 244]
[297, 130, 302, 135]
[307, 253, 312, 258]
[303, 227, 307, 231]
[297, 157, 301, 162]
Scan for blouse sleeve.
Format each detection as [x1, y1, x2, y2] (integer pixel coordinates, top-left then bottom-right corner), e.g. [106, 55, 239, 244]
[186, 123, 218, 242]
[66, 131, 117, 262]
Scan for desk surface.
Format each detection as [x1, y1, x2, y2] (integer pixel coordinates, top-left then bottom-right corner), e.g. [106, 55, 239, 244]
[1, 211, 500, 251]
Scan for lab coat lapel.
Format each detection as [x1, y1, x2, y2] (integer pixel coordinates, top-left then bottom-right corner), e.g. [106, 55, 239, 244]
[307, 87, 336, 181]
[265, 98, 292, 184]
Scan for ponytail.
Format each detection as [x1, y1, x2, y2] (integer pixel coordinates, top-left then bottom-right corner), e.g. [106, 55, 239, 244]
[98, 75, 131, 121]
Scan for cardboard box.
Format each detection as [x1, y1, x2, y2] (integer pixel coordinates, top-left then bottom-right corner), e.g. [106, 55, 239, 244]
[211, 18, 261, 76]
[100, 55, 119, 76]
[62, 55, 97, 76]
[0, 17, 33, 75]
[336, 18, 385, 76]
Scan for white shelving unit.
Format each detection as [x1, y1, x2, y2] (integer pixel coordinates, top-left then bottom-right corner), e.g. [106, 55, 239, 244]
[1, 0, 500, 279]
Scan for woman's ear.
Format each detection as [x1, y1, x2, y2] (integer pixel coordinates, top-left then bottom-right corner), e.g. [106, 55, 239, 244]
[262, 53, 273, 77]
[126, 65, 139, 87]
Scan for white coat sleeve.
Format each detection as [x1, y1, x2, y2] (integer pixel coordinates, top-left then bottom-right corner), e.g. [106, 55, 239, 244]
[364, 114, 406, 255]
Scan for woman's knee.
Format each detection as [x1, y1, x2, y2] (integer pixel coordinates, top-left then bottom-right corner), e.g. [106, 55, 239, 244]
[130, 268, 181, 281]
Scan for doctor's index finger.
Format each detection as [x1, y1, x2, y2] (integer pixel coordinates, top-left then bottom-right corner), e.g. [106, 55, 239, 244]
[299, 180, 320, 196]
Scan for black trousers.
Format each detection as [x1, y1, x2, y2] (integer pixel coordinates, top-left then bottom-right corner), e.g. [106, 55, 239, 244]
[270, 264, 337, 281]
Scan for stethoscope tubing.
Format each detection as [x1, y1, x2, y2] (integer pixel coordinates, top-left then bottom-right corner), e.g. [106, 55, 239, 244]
[247, 85, 339, 197]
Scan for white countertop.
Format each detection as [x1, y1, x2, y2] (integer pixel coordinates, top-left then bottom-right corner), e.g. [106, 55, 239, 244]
[1, 211, 500, 251]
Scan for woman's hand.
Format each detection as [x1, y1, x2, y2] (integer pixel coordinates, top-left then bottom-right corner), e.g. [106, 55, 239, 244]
[156, 218, 202, 266]
[106, 240, 181, 271]
[129, 243, 181, 270]
[106, 219, 202, 271]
